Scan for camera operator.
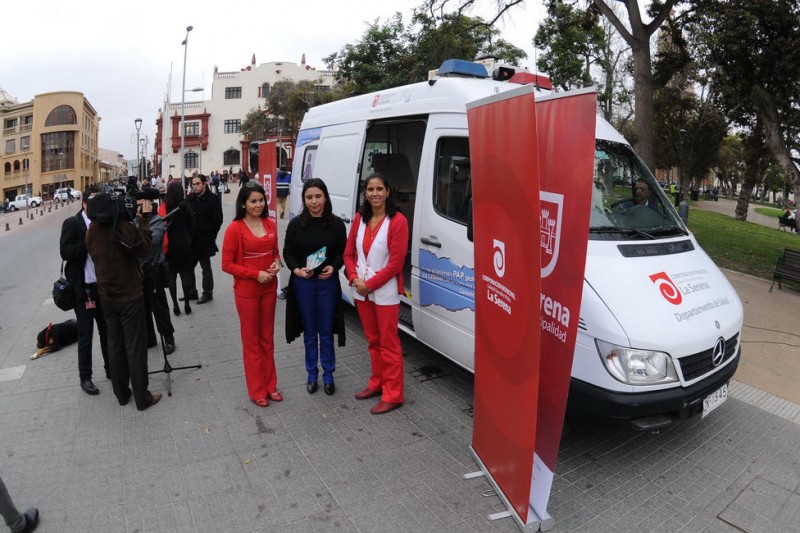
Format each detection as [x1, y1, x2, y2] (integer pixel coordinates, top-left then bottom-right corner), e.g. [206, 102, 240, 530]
[86, 193, 162, 411]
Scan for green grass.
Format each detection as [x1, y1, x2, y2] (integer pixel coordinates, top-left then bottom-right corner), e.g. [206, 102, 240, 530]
[754, 206, 785, 218]
[687, 209, 800, 280]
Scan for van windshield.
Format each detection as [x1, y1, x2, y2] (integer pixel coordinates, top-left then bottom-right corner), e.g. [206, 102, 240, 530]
[590, 140, 686, 239]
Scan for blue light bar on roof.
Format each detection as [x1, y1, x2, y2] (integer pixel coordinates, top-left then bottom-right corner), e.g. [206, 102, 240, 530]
[438, 59, 489, 79]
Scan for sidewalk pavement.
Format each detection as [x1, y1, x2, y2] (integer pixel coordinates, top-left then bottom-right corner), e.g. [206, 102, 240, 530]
[0, 191, 798, 532]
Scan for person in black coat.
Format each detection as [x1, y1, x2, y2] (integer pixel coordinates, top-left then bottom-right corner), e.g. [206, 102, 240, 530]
[283, 178, 347, 395]
[163, 182, 196, 315]
[58, 186, 109, 395]
[186, 175, 223, 304]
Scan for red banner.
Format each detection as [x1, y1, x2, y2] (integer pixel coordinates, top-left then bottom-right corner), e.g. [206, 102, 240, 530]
[468, 85, 541, 525]
[258, 141, 278, 222]
[530, 90, 596, 520]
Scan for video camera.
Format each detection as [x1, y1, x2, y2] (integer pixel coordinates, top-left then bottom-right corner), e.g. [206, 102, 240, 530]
[87, 176, 160, 224]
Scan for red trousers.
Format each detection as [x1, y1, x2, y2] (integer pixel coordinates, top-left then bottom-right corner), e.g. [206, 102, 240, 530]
[234, 289, 278, 400]
[355, 299, 404, 403]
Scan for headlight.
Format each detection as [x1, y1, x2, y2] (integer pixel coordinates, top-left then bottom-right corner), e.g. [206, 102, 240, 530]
[595, 340, 678, 385]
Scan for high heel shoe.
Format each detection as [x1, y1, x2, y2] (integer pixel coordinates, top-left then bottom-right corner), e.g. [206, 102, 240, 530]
[184, 304, 192, 315]
[251, 398, 268, 407]
[173, 306, 181, 316]
[268, 391, 283, 402]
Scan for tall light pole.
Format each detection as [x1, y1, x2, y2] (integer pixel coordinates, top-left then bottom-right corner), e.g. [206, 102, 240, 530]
[134, 117, 143, 182]
[180, 25, 193, 195]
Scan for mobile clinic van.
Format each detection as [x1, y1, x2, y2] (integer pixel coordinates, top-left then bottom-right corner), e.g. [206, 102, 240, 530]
[289, 59, 743, 430]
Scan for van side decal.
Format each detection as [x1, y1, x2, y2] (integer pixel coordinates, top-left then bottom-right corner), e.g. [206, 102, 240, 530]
[419, 249, 475, 311]
[296, 128, 321, 148]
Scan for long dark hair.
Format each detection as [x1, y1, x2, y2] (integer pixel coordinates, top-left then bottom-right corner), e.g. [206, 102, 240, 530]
[358, 173, 397, 223]
[298, 178, 333, 226]
[164, 182, 185, 210]
[234, 183, 267, 220]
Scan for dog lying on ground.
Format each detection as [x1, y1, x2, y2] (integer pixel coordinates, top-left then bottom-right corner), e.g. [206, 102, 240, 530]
[32, 320, 79, 360]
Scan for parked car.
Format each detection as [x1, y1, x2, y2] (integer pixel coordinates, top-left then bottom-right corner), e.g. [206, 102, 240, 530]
[8, 194, 42, 211]
[53, 188, 81, 202]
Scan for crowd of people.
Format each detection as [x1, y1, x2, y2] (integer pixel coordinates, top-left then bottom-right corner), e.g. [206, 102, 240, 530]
[52, 168, 410, 416]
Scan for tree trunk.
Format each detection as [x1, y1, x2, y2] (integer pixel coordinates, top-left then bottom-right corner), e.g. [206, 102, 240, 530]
[734, 177, 755, 221]
[632, 36, 655, 171]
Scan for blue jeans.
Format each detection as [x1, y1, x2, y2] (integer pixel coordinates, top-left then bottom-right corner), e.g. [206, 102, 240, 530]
[293, 276, 337, 384]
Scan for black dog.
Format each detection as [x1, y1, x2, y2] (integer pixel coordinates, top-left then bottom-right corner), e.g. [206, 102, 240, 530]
[33, 320, 79, 360]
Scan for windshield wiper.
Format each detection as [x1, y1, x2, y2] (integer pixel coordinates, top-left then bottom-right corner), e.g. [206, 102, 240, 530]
[589, 225, 655, 239]
[646, 225, 689, 236]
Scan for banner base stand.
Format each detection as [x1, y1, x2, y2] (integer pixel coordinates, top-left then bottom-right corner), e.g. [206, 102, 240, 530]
[467, 446, 543, 532]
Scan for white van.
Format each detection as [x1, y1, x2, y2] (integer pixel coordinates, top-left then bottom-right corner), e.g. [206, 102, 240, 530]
[289, 60, 743, 430]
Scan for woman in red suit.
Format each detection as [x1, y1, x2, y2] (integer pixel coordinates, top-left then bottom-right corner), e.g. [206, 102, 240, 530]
[344, 173, 409, 415]
[221, 184, 282, 407]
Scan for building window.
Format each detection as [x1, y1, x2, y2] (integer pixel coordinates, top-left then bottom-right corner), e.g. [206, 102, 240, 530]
[225, 87, 242, 99]
[184, 121, 200, 136]
[224, 120, 241, 134]
[4, 118, 17, 129]
[20, 136, 30, 151]
[13, 160, 20, 172]
[45, 105, 77, 127]
[223, 149, 240, 166]
[261, 83, 270, 98]
[23, 116, 32, 125]
[185, 151, 199, 169]
[3, 162, 9, 175]
[41, 132, 74, 172]
[5, 139, 15, 153]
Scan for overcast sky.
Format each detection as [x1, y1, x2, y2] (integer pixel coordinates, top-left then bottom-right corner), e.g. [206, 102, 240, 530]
[1, 0, 544, 161]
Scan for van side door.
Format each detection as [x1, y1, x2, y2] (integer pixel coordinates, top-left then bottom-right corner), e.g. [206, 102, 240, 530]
[413, 129, 476, 371]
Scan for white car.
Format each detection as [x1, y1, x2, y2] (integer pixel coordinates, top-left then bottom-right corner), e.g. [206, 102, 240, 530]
[53, 188, 81, 202]
[8, 194, 42, 211]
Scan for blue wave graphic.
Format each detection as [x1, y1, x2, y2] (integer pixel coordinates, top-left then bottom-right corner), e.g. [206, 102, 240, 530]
[419, 249, 475, 312]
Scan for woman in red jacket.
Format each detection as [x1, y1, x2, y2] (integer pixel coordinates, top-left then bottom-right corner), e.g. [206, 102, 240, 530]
[221, 184, 282, 407]
[344, 173, 409, 414]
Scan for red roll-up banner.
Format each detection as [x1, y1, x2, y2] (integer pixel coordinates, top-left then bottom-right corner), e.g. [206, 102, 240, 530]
[468, 84, 541, 527]
[530, 89, 596, 522]
[258, 141, 278, 222]
[468, 85, 596, 529]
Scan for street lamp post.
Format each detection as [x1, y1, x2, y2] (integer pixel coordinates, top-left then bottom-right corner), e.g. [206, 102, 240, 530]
[134, 117, 143, 182]
[180, 25, 194, 195]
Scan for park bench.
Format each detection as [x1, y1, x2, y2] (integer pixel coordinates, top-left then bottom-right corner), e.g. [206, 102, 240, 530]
[778, 214, 797, 232]
[770, 248, 800, 291]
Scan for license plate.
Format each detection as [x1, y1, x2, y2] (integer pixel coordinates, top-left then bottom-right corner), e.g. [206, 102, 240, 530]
[702, 383, 728, 418]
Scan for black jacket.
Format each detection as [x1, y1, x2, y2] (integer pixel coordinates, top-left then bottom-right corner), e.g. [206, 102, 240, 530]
[187, 189, 223, 259]
[59, 210, 90, 302]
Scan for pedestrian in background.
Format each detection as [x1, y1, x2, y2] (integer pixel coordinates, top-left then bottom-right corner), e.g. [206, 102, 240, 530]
[221, 183, 282, 407]
[276, 167, 291, 219]
[187, 174, 223, 305]
[343, 173, 409, 415]
[59, 186, 109, 395]
[0, 475, 38, 532]
[283, 178, 347, 396]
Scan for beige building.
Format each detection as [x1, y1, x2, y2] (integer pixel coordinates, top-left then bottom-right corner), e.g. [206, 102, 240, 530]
[1, 88, 100, 201]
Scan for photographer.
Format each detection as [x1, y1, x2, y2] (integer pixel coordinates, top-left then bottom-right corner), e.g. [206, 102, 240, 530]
[86, 193, 162, 411]
[140, 206, 177, 355]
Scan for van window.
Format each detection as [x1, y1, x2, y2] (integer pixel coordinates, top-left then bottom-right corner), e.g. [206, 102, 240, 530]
[434, 137, 471, 225]
[301, 146, 317, 183]
[590, 140, 685, 238]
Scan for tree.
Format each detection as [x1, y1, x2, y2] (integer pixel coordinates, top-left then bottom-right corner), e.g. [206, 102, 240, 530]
[324, 14, 415, 94]
[240, 109, 272, 141]
[690, 0, 800, 228]
[712, 134, 745, 199]
[325, 9, 526, 95]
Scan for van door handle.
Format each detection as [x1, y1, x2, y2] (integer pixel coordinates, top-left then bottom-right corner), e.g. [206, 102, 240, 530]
[420, 236, 442, 248]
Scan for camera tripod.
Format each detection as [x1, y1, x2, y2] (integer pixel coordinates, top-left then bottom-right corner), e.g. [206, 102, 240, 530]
[149, 330, 202, 397]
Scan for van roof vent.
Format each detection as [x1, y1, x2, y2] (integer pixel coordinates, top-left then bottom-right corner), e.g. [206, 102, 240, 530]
[437, 59, 489, 79]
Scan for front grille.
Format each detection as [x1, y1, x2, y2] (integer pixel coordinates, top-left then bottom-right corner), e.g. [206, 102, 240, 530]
[678, 333, 738, 382]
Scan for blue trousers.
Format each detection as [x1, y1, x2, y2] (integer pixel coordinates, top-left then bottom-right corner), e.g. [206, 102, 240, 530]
[293, 276, 337, 384]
